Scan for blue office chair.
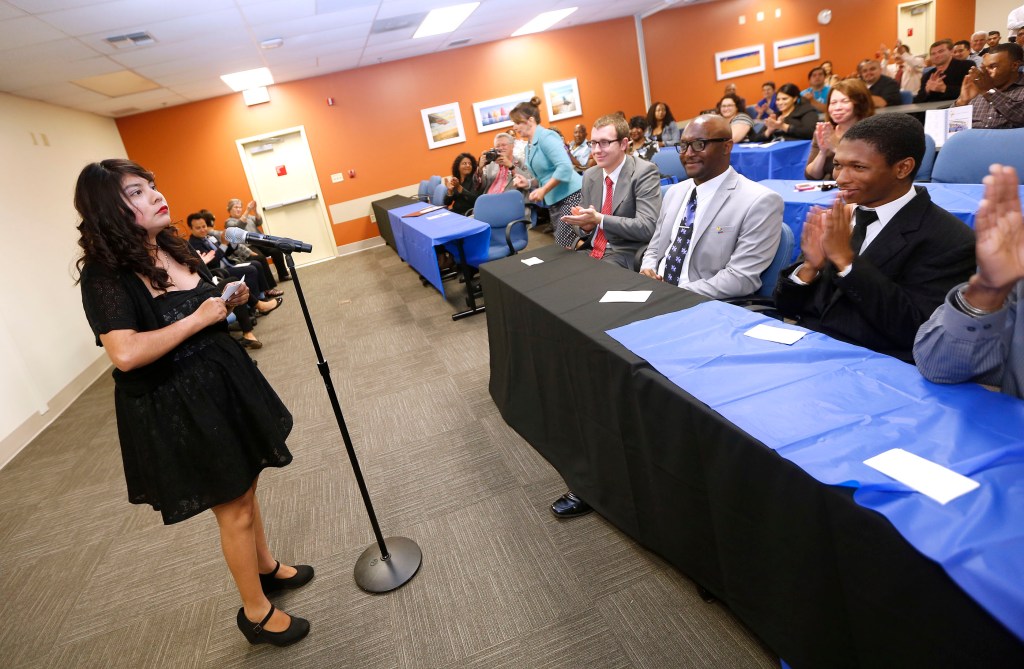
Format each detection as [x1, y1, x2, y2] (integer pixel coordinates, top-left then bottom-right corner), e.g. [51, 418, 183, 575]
[916, 133, 937, 182]
[652, 148, 688, 182]
[471, 191, 530, 262]
[746, 105, 758, 117]
[417, 179, 431, 202]
[431, 182, 448, 205]
[931, 128, 1024, 183]
[428, 174, 442, 193]
[899, 90, 914, 105]
[724, 222, 795, 313]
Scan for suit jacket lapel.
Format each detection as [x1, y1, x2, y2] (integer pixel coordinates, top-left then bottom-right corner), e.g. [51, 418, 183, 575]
[612, 157, 634, 214]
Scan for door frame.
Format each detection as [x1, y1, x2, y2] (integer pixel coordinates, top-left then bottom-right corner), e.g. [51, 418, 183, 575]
[235, 125, 337, 266]
[896, 0, 935, 56]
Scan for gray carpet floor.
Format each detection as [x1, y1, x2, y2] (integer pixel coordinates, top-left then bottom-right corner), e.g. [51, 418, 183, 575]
[0, 230, 778, 668]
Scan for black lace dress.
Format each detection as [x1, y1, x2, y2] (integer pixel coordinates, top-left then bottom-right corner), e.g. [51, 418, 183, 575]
[80, 264, 292, 524]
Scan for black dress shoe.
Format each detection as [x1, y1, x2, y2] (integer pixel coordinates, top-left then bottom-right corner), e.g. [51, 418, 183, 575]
[551, 491, 592, 518]
[260, 561, 315, 594]
[236, 605, 310, 647]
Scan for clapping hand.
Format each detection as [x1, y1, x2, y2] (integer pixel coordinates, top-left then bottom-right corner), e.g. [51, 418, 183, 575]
[965, 165, 1024, 309]
[925, 71, 947, 93]
[200, 249, 216, 264]
[815, 122, 836, 154]
[561, 205, 599, 231]
[764, 111, 783, 133]
[796, 206, 828, 282]
[820, 197, 856, 270]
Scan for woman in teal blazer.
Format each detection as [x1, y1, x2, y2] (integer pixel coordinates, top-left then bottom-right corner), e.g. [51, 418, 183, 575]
[510, 97, 583, 248]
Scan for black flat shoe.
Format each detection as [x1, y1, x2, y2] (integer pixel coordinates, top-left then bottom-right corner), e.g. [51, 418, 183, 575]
[257, 297, 283, 315]
[260, 561, 315, 594]
[236, 605, 310, 647]
[551, 491, 592, 518]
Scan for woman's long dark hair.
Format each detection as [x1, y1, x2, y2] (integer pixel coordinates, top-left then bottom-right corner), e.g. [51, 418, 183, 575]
[74, 159, 198, 289]
[451, 152, 478, 180]
[646, 101, 676, 130]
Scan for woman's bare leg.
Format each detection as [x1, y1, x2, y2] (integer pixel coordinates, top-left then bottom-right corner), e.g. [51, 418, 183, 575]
[251, 492, 297, 579]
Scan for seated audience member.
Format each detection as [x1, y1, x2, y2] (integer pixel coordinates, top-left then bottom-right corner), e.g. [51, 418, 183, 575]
[801, 66, 831, 112]
[763, 83, 818, 140]
[774, 114, 976, 362]
[755, 81, 780, 120]
[971, 31, 988, 61]
[723, 83, 747, 111]
[443, 152, 479, 215]
[627, 115, 659, 161]
[477, 132, 531, 195]
[915, 39, 973, 103]
[806, 79, 875, 180]
[716, 93, 757, 143]
[953, 43, 1024, 129]
[646, 101, 682, 146]
[225, 197, 291, 282]
[858, 59, 903, 107]
[953, 39, 980, 66]
[201, 210, 282, 297]
[567, 124, 596, 174]
[640, 114, 783, 299]
[821, 60, 842, 88]
[560, 113, 662, 269]
[915, 165, 1024, 397]
[882, 42, 925, 95]
[983, 30, 1001, 55]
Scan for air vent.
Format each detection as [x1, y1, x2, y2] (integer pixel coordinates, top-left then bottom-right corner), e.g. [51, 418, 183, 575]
[448, 38, 471, 47]
[105, 32, 156, 49]
[370, 13, 427, 34]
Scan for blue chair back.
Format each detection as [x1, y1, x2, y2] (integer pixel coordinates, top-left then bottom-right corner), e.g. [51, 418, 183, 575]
[932, 128, 1024, 183]
[428, 174, 442, 192]
[756, 223, 795, 297]
[431, 182, 448, 205]
[472, 191, 530, 262]
[916, 133, 937, 182]
[652, 148, 687, 181]
[899, 90, 913, 105]
[745, 105, 758, 118]
[417, 179, 431, 202]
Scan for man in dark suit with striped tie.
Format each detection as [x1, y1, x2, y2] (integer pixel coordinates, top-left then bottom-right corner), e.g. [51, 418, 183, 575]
[774, 114, 976, 362]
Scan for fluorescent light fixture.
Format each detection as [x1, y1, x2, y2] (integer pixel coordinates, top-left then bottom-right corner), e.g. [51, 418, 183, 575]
[511, 7, 578, 37]
[414, 2, 479, 38]
[243, 87, 271, 106]
[220, 67, 274, 92]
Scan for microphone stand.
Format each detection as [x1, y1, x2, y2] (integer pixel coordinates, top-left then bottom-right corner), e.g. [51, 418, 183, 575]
[277, 244, 422, 592]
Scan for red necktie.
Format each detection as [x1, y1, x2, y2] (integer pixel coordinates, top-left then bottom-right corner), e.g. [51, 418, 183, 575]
[895, 65, 904, 85]
[590, 176, 612, 259]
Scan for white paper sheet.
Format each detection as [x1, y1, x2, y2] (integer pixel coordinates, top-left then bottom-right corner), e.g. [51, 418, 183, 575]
[425, 212, 450, 220]
[599, 290, 652, 303]
[743, 323, 806, 345]
[864, 448, 980, 505]
[520, 257, 544, 266]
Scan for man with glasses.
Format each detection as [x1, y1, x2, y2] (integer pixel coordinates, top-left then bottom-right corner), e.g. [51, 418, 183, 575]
[477, 132, 532, 195]
[640, 114, 783, 299]
[559, 113, 662, 271]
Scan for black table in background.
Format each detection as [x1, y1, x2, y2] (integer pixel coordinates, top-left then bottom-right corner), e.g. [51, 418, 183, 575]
[370, 194, 420, 251]
[481, 245, 1024, 668]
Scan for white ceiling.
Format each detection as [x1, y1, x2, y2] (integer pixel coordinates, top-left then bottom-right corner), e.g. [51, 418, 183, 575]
[0, 0, 697, 118]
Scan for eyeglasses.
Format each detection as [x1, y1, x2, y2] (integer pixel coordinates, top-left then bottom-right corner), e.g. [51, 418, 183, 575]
[588, 139, 625, 150]
[675, 138, 730, 153]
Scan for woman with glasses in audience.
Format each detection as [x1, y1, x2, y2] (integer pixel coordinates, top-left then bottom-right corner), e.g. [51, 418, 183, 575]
[762, 83, 817, 141]
[510, 96, 583, 249]
[805, 79, 875, 180]
[75, 159, 312, 649]
[645, 101, 682, 147]
[716, 93, 758, 143]
[443, 152, 480, 215]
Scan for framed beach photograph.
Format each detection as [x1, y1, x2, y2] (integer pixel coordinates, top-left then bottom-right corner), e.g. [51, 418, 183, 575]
[544, 78, 582, 122]
[714, 44, 766, 81]
[472, 90, 535, 133]
[773, 33, 821, 69]
[420, 102, 467, 150]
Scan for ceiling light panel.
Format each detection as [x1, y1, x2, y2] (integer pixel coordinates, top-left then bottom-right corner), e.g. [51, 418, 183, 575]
[220, 66, 274, 91]
[414, 3, 479, 39]
[512, 7, 578, 37]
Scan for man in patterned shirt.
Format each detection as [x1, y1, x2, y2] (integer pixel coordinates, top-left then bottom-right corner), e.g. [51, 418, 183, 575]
[954, 43, 1024, 129]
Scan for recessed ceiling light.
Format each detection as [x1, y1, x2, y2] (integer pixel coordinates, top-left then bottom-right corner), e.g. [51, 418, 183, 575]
[260, 38, 284, 49]
[512, 7, 578, 37]
[220, 67, 274, 92]
[414, 2, 479, 39]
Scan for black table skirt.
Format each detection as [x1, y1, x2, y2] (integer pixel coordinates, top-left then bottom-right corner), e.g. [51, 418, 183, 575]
[482, 245, 1024, 668]
[370, 194, 420, 251]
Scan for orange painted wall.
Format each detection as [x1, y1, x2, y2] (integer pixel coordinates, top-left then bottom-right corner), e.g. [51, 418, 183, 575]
[115, 18, 644, 246]
[643, 0, 977, 121]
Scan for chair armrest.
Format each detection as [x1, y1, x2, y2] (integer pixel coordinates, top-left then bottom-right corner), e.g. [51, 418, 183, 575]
[504, 218, 531, 255]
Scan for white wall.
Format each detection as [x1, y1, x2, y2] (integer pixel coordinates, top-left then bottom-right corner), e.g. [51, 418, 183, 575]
[975, 1, 1022, 34]
[0, 93, 126, 468]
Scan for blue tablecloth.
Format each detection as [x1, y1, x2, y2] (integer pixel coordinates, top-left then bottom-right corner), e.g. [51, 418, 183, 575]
[731, 141, 812, 181]
[759, 180, 1024, 262]
[607, 300, 1024, 642]
[387, 203, 490, 296]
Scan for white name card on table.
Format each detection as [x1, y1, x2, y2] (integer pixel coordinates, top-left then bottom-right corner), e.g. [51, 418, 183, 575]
[864, 448, 980, 505]
[744, 323, 806, 345]
[425, 212, 450, 220]
[600, 290, 652, 303]
[520, 257, 544, 266]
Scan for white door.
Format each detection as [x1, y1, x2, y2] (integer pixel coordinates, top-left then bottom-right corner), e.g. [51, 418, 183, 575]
[237, 127, 336, 267]
[897, 1, 934, 58]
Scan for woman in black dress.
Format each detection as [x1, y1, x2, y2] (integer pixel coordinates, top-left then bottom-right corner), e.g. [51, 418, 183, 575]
[75, 159, 312, 648]
[443, 152, 479, 215]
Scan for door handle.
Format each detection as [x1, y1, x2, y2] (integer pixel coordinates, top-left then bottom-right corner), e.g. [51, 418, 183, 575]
[263, 194, 318, 211]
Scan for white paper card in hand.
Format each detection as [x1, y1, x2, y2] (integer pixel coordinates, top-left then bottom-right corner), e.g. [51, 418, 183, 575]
[520, 257, 544, 266]
[864, 448, 979, 505]
[744, 323, 806, 345]
[600, 290, 652, 303]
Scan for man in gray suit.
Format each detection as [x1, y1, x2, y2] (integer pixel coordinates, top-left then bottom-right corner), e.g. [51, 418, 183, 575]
[640, 114, 783, 299]
[560, 113, 662, 270]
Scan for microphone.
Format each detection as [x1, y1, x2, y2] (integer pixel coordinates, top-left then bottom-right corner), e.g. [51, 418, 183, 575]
[224, 226, 313, 253]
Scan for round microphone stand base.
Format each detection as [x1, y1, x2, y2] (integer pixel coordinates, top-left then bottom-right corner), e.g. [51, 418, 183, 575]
[354, 536, 423, 593]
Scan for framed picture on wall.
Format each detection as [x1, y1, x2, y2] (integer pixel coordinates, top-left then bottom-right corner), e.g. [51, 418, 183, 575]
[420, 102, 467, 150]
[472, 90, 535, 133]
[773, 33, 821, 69]
[714, 44, 766, 81]
[543, 78, 582, 122]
